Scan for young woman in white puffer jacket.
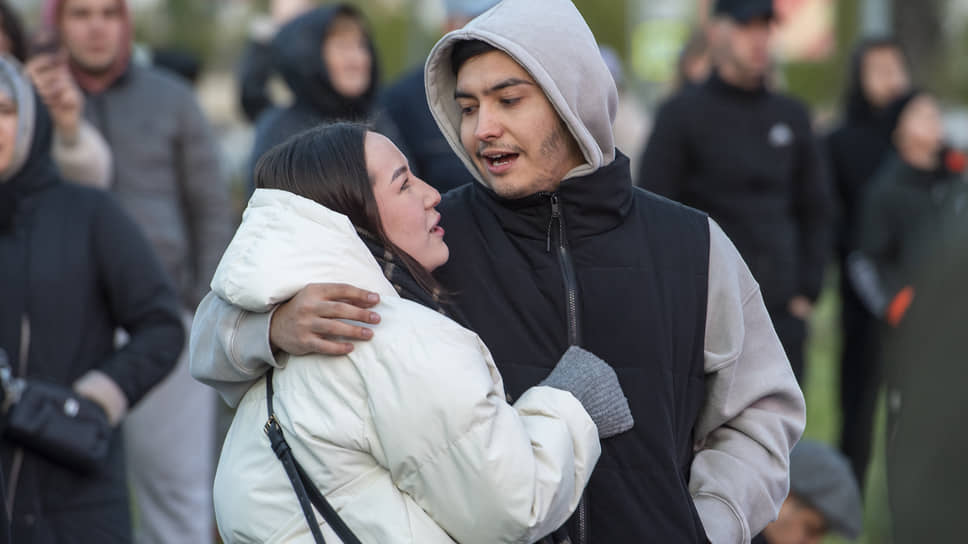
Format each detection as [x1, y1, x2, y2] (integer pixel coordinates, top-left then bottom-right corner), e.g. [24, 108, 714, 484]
[205, 123, 633, 543]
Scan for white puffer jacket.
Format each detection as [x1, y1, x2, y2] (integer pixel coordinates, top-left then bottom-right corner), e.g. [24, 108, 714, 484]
[211, 189, 600, 544]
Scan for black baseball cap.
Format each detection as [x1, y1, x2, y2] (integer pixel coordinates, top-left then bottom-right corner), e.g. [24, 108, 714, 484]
[713, 0, 775, 23]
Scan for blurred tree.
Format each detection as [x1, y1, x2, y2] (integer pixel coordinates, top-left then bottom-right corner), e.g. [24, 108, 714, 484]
[892, 0, 943, 88]
[782, 0, 859, 110]
[574, 0, 628, 60]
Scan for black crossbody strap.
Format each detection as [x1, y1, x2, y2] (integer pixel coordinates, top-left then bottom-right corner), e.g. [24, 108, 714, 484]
[265, 369, 363, 544]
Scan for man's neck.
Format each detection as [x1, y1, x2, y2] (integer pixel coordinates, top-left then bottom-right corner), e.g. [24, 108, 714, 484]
[716, 62, 764, 91]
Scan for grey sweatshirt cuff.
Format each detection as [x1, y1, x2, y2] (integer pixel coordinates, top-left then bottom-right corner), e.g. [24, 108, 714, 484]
[540, 346, 634, 438]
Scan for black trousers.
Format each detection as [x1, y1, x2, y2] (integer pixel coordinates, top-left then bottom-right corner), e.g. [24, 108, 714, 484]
[838, 264, 881, 488]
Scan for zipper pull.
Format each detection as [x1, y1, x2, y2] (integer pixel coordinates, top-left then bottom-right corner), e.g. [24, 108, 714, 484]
[546, 193, 560, 253]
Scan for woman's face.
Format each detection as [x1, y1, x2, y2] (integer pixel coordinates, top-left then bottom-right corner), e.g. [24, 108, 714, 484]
[321, 16, 372, 98]
[0, 90, 18, 174]
[896, 95, 943, 157]
[365, 131, 449, 272]
[861, 46, 910, 109]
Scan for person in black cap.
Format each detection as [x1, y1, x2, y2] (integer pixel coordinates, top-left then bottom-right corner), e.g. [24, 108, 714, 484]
[753, 440, 864, 544]
[637, 0, 832, 385]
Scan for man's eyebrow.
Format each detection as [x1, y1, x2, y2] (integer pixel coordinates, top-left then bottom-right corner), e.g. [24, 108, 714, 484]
[390, 165, 408, 184]
[454, 78, 534, 100]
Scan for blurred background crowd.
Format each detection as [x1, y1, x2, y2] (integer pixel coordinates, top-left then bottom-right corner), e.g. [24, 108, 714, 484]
[0, 0, 966, 543]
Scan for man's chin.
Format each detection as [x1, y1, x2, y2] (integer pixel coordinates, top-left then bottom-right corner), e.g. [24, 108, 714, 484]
[73, 56, 119, 75]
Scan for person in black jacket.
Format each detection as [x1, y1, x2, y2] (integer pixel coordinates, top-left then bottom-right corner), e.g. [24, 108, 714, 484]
[191, 1, 806, 542]
[0, 54, 182, 543]
[825, 37, 911, 486]
[247, 3, 405, 193]
[850, 90, 968, 368]
[378, 0, 498, 193]
[637, 0, 832, 383]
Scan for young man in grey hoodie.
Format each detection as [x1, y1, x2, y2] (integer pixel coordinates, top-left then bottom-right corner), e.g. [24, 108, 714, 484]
[191, 1, 804, 542]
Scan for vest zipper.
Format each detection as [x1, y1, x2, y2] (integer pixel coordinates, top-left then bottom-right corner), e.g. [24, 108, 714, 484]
[545, 193, 586, 543]
[547, 193, 581, 346]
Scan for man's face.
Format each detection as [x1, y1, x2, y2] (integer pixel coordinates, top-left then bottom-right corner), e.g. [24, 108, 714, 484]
[715, 16, 773, 81]
[60, 0, 125, 74]
[454, 50, 584, 199]
[862, 46, 910, 109]
[762, 496, 828, 544]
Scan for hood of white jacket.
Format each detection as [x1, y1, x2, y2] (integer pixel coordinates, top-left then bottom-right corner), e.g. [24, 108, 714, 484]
[211, 188, 398, 311]
[424, 0, 617, 188]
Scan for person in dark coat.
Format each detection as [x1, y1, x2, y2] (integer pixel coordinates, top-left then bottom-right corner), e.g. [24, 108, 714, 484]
[637, 0, 833, 384]
[825, 37, 911, 487]
[850, 90, 967, 346]
[0, 54, 182, 543]
[378, 0, 498, 193]
[849, 90, 967, 454]
[248, 3, 405, 193]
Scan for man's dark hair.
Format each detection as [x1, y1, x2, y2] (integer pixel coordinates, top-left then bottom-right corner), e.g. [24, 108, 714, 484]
[255, 122, 443, 297]
[450, 39, 498, 76]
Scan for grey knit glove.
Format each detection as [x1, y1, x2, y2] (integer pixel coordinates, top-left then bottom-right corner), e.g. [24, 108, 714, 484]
[540, 346, 634, 438]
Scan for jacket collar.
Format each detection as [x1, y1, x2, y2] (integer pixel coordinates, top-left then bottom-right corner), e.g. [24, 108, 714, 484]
[706, 69, 768, 100]
[470, 152, 634, 241]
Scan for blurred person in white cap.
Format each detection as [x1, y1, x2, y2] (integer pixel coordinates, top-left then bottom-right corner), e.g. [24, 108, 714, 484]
[753, 439, 864, 544]
[379, 0, 501, 194]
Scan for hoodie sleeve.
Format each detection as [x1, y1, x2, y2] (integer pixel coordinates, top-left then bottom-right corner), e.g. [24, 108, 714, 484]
[77, 191, 184, 423]
[792, 107, 834, 301]
[189, 291, 281, 407]
[173, 85, 234, 308]
[690, 219, 806, 544]
[636, 96, 689, 197]
[360, 322, 600, 544]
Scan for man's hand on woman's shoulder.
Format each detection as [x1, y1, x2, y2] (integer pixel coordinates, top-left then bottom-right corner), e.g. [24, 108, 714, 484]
[270, 283, 382, 355]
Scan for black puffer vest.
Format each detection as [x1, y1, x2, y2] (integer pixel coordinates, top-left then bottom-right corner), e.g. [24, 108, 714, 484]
[436, 153, 711, 542]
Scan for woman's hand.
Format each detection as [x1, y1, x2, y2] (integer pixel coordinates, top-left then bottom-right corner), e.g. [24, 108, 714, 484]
[269, 283, 382, 355]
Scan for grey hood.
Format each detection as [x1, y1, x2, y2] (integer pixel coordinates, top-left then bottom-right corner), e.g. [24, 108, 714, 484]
[424, 0, 617, 187]
[0, 54, 36, 182]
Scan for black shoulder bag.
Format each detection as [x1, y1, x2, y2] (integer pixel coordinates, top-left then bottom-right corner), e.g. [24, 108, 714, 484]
[264, 368, 363, 544]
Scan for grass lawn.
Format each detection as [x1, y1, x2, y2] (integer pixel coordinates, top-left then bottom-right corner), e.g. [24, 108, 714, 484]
[803, 280, 893, 544]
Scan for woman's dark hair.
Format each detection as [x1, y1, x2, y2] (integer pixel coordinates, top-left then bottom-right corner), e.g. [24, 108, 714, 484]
[254, 122, 443, 297]
[0, 2, 28, 62]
